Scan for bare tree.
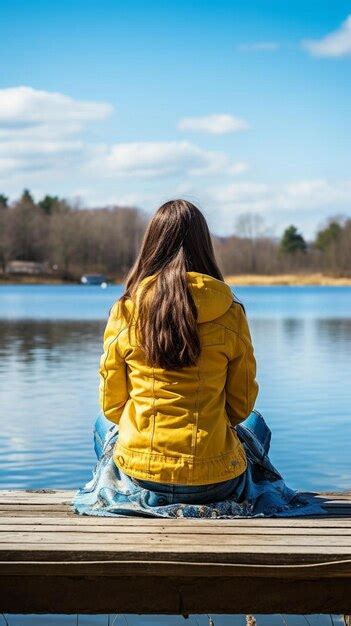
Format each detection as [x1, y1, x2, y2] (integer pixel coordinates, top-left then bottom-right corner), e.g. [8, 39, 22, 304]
[234, 213, 270, 273]
[1, 191, 350, 279]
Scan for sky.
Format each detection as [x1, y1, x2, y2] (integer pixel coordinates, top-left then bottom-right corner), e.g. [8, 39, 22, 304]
[0, 0, 351, 238]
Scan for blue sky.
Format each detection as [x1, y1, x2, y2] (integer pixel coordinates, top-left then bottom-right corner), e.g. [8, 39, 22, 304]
[0, 0, 350, 237]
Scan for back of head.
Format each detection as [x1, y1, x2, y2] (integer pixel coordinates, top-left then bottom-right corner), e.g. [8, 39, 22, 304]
[122, 199, 224, 369]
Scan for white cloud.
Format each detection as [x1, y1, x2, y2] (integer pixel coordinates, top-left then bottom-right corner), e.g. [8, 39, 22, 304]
[79, 178, 351, 238]
[2, 86, 349, 239]
[0, 138, 87, 177]
[91, 141, 248, 179]
[0, 87, 247, 184]
[97, 141, 210, 177]
[209, 182, 272, 218]
[74, 176, 351, 240]
[302, 15, 351, 57]
[283, 179, 328, 198]
[0, 86, 113, 177]
[201, 178, 351, 236]
[0, 157, 20, 174]
[0, 139, 83, 157]
[238, 42, 280, 52]
[227, 161, 250, 175]
[178, 114, 249, 135]
[209, 178, 351, 214]
[0, 86, 112, 129]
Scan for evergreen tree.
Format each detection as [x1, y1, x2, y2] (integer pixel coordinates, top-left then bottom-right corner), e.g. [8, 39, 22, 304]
[20, 189, 35, 205]
[315, 221, 342, 250]
[0, 193, 8, 208]
[280, 225, 307, 254]
[39, 195, 59, 215]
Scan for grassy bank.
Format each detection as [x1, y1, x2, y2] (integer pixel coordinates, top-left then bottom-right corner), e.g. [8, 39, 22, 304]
[0, 275, 75, 284]
[1, 272, 351, 286]
[225, 273, 351, 286]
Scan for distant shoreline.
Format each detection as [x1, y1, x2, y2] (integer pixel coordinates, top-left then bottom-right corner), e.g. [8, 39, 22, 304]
[225, 273, 351, 286]
[1, 272, 351, 286]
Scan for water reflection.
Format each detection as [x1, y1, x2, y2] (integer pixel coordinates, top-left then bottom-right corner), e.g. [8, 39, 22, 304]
[0, 320, 104, 489]
[317, 318, 351, 343]
[0, 319, 104, 364]
[250, 316, 351, 491]
[281, 318, 303, 340]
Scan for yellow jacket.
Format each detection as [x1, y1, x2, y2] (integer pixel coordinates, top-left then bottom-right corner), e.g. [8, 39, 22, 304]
[99, 272, 259, 485]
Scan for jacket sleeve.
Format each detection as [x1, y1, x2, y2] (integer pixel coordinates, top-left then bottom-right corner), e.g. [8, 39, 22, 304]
[99, 303, 129, 424]
[225, 306, 259, 426]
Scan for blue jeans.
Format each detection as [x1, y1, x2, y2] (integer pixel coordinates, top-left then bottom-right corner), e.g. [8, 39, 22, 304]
[94, 410, 270, 507]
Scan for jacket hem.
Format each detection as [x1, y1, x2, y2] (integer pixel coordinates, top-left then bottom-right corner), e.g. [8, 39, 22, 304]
[113, 441, 247, 486]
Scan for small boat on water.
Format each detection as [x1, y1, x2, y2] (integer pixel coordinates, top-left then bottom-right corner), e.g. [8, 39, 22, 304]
[81, 274, 107, 286]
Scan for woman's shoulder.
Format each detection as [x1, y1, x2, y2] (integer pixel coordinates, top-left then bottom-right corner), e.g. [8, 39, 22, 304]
[219, 300, 247, 334]
[109, 297, 134, 321]
[103, 298, 134, 344]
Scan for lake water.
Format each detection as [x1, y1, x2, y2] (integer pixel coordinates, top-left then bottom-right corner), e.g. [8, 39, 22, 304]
[0, 284, 350, 625]
[1, 284, 350, 492]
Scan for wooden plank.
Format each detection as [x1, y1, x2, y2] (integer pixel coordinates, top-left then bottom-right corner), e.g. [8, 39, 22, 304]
[1, 531, 351, 546]
[0, 505, 70, 512]
[0, 542, 351, 565]
[2, 558, 351, 578]
[0, 518, 351, 541]
[1, 574, 350, 614]
[1, 514, 351, 527]
[0, 489, 350, 615]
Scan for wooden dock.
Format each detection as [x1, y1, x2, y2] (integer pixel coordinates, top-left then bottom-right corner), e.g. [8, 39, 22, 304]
[0, 489, 350, 615]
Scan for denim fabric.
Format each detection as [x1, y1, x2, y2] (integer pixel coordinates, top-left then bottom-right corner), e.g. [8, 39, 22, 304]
[75, 409, 327, 517]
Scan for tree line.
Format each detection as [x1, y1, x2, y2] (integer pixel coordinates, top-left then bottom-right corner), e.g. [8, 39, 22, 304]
[0, 190, 350, 279]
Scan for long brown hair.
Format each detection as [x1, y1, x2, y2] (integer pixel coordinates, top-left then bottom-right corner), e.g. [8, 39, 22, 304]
[121, 199, 224, 369]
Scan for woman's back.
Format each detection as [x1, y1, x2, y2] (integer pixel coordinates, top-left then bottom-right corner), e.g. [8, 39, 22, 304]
[100, 271, 258, 485]
[76, 200, 325, 517]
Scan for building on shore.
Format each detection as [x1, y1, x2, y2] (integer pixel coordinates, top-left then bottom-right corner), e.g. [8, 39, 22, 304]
[5, 260, 49, 275]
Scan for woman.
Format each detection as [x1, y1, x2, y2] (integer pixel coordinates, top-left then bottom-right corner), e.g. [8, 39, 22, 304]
[74, 200, 324, 517]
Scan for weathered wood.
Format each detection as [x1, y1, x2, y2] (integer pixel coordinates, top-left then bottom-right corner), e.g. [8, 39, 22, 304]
[3, 531, 351, 545]
[1, 574, 350, 614]
[2, 557, 351, 577]
[2, 518, 351, 533]
[0, 489, 350, 615]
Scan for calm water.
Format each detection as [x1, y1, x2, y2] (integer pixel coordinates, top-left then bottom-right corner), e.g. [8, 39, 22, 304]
[0, 284, 350, 492]
[1, 284, 349, 625]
